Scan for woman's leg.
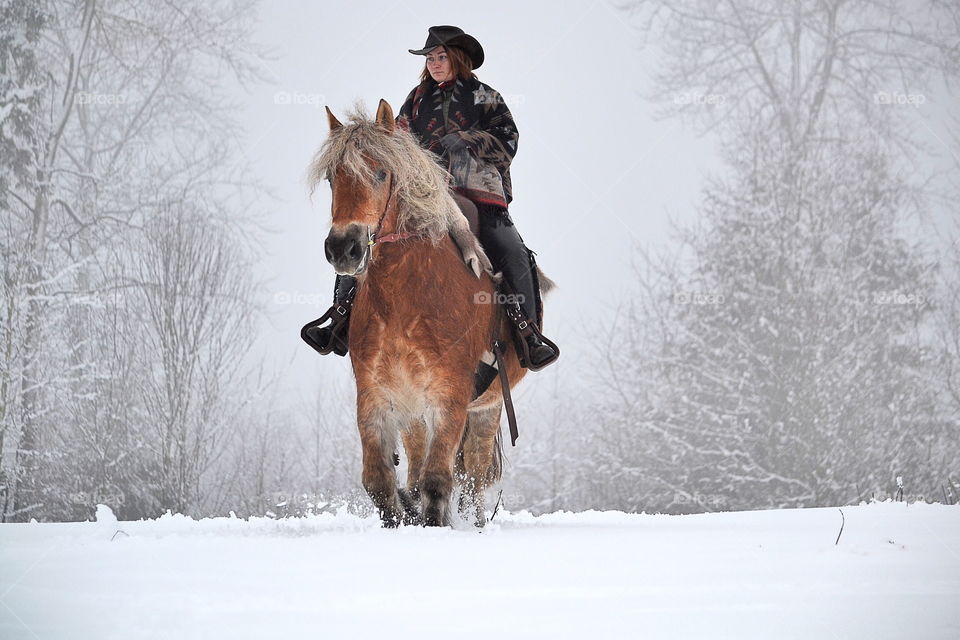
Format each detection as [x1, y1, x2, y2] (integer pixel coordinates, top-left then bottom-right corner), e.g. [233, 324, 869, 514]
[475, 204, 559, 369]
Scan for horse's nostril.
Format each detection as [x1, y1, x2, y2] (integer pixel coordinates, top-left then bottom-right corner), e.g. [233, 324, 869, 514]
[324, 233, 364, 266]
[348, 238, 363, 261]
[324, 237, 335, 262]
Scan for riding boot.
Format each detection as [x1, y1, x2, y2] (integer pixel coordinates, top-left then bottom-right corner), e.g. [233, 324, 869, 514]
[300, 274, 357, 356]
[475, 205, 559, 370]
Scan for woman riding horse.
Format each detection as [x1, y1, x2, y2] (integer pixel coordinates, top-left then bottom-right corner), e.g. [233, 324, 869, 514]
[305, 25, 559, 370]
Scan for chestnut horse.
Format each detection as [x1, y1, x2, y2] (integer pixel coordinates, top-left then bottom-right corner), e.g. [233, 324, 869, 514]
[308, 100, 551, 527]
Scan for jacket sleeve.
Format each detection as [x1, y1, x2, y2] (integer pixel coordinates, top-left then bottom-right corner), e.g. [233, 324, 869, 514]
[396, 87, 417, 132]
[457, 84, 519, 172]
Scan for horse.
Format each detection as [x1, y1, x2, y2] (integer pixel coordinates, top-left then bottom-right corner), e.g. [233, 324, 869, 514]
[307, 99, 553, 527]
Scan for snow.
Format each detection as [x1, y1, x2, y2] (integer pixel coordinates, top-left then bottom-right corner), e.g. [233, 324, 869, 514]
[1, 502, 958, 639]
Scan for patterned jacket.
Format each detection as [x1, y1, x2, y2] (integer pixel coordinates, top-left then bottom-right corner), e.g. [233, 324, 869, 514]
[396, 76, 518, 208]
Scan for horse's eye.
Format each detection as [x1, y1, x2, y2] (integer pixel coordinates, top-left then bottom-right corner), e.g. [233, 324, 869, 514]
[376, 169, 387, 183]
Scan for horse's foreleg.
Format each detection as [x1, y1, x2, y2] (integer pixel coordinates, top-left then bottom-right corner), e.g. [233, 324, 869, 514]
[421, 400, 469, 527]
[357, 401, 406, 528]
[400, 417, 427, 501]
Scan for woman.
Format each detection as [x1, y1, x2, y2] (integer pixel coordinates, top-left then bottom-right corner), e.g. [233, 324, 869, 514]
[306, 25, 558, 370]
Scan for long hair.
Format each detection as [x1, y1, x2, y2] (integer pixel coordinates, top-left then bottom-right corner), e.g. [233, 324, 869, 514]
[418, 45, 478, 84]
[306, 102, 465, 242]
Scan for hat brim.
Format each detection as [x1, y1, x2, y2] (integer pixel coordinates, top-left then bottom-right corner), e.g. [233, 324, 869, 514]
[408, 45, 439, 56]
[408, 35, 484, 69]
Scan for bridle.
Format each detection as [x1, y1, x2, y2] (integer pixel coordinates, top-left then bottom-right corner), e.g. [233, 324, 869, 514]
[355, 171, 420, 273]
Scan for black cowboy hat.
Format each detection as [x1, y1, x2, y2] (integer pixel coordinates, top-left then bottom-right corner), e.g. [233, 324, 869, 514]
[408, 25, 484, 70]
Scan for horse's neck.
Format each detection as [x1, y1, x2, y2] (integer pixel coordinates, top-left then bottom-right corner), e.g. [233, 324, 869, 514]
[361, 235, 459, 307]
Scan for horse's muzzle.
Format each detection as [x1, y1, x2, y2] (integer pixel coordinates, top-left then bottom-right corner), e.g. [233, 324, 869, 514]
[325, 225, 368, 275]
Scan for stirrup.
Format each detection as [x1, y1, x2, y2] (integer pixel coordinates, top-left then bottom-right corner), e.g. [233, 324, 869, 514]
[300, 299, 352, 355]
[504, 304, 560, 371]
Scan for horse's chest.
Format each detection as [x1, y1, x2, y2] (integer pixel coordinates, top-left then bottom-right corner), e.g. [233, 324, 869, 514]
[353, 320, 437, 388]
[360, 352, 441, 421]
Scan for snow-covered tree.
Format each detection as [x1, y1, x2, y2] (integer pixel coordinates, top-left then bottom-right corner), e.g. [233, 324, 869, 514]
[0, 0, 51, 520]
[0, 0, 266, 521]
[594, 0, 960, 512]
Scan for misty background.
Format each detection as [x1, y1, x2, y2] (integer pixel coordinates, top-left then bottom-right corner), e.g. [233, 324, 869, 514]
[1, 0, 958, 522]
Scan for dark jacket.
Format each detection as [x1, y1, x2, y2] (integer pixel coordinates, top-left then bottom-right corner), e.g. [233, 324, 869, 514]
[396, 76, 518, 208]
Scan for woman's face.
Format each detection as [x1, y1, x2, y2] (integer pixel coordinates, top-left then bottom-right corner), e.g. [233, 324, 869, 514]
[425, 46, 453, 83]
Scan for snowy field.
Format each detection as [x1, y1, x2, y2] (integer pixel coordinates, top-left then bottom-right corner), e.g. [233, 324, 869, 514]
[1, 502, 958, 640]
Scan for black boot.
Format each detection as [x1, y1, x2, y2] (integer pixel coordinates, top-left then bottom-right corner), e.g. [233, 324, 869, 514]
[504, 299, 560, 370]
[300, 274, 357, 356]
[476, 205, 559, 370]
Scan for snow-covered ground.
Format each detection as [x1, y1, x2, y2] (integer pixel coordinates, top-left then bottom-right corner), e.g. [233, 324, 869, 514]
[1, 502, 958, 639]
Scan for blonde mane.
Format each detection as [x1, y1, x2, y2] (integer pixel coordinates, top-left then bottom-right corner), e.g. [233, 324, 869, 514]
[307, 101, 464, 242]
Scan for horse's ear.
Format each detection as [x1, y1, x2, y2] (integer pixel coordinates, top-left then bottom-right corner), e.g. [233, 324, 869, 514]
[375, 99, 395, 133]
[326, 106, 342, 131]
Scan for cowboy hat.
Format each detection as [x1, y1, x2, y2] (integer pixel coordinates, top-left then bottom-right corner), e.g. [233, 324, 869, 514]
[408, 25, 484, 70]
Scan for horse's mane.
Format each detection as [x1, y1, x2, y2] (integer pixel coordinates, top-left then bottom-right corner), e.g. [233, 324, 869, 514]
[307, 101, 464, 242]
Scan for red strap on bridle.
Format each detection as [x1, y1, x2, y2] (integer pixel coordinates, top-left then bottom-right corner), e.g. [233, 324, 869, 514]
[370, 176, 420, 245]
[374, 231, 419, 244]
[360, 174, 421, 266]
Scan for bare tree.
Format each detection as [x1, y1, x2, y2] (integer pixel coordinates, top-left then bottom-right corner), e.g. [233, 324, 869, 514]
[932, 221, 960, 494]
[506, 373, 589, 514]
[127, 203, 253, 515]
[0, 0, 266, 521]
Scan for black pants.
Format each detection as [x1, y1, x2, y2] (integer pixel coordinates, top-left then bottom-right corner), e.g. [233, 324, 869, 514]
[475, 203, 540, 323]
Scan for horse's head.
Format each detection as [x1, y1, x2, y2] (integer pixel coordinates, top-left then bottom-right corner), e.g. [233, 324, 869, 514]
[309, 99, 471, 275]
[313, 100, 398, 276]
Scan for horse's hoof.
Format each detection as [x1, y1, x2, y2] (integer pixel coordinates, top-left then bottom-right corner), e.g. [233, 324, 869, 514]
[380, 515, 401, 529]
[423, 503, 451, 527]
[396, 488, 421, 525]
[421, 472, 452, 526]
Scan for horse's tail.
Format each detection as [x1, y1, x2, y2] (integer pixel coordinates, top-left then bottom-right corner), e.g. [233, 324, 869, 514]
[488, 425, 504, 486]
[536, 265, 556, 295]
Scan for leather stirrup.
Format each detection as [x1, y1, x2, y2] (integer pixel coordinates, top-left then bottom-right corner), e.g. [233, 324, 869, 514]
[300, 298, 353, 355]
[504, 302, 560, 371]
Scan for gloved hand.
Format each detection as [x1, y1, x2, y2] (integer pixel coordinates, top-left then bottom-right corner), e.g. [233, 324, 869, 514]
[440, 132, 469, 155]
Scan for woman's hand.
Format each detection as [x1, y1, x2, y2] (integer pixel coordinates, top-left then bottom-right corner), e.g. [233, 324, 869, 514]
[440, 132, 469, 155]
